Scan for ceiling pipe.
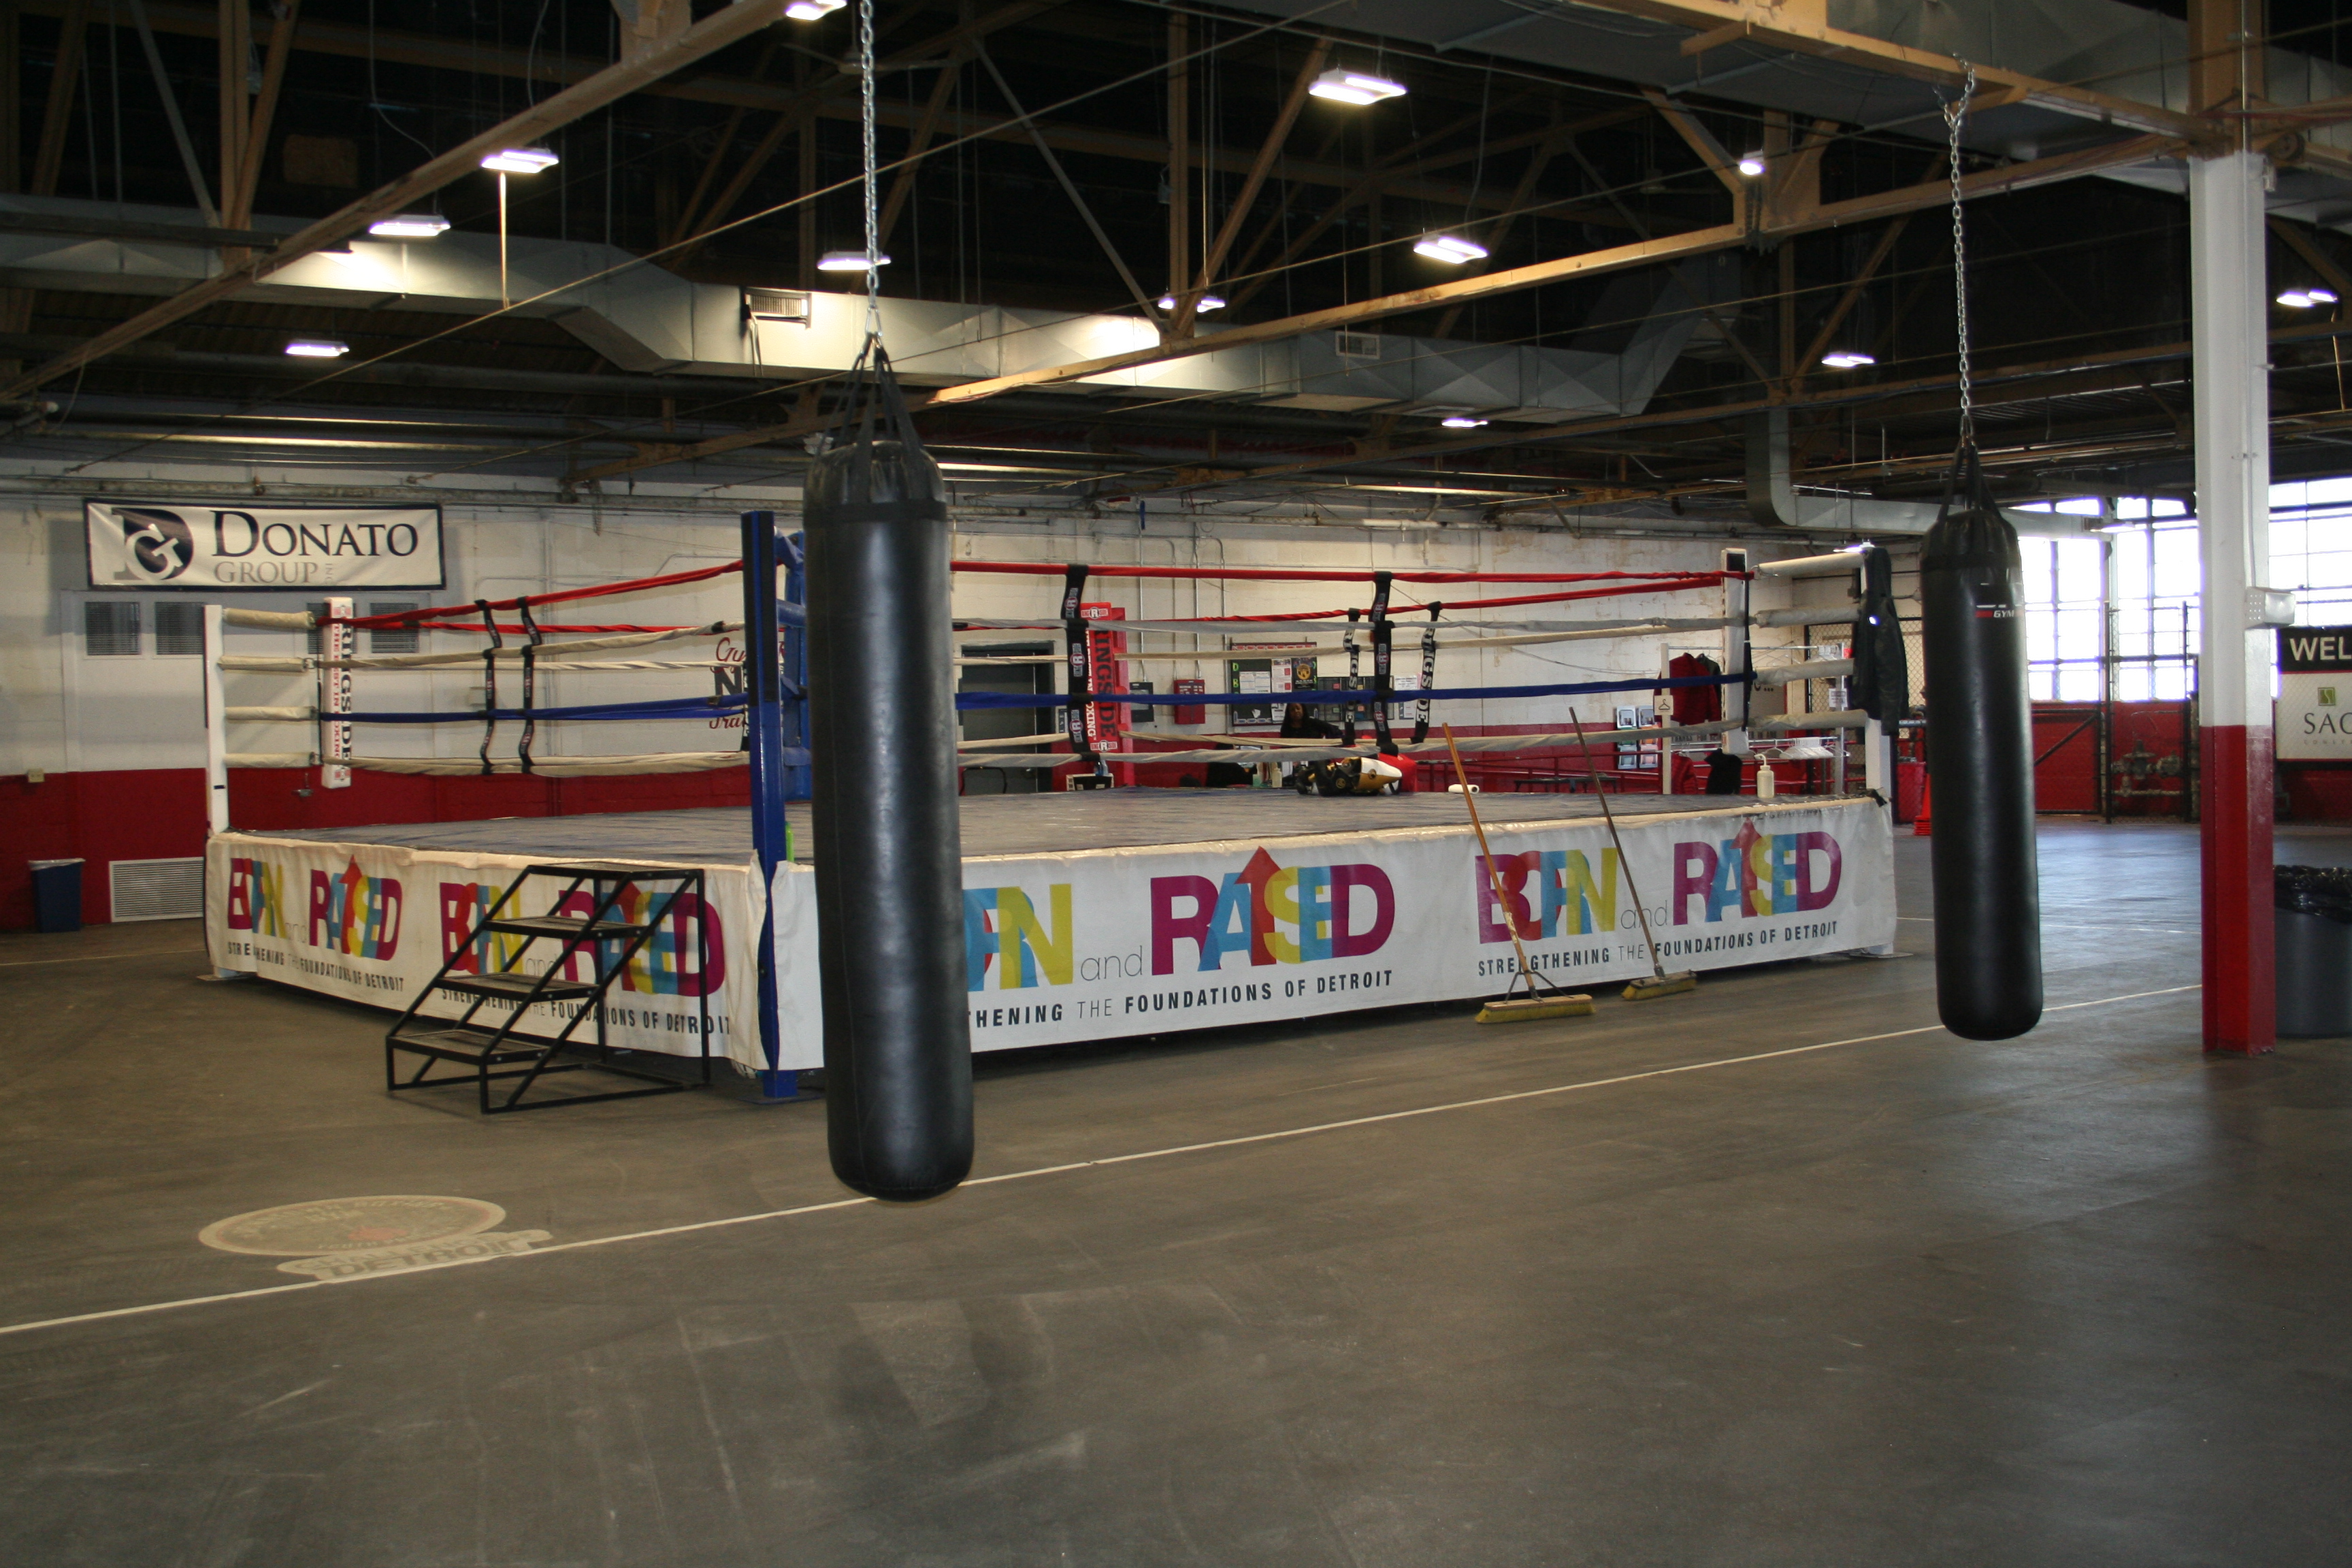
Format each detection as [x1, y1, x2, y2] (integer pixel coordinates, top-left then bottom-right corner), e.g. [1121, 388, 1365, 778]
[1744, 406, 2081, 537]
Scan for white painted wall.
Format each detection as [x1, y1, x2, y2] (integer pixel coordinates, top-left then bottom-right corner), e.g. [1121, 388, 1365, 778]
[1, 463, 1835, 779]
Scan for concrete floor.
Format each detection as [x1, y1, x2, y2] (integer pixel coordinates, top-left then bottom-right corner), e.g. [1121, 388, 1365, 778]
[0, 821, 2345, 1565]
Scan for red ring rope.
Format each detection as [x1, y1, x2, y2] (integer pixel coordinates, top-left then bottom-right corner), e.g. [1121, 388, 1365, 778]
[324, 561, 745, 628]
[949, 561, 1743, 585]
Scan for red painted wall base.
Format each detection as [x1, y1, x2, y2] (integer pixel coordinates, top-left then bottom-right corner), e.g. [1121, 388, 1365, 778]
[1, 764, 754, 931]
[2200, 724, 2276, 1055]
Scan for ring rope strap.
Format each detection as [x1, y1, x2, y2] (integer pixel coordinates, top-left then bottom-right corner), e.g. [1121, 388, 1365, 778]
[1412, 603, 1441, 745]
[1060, 563, 1096, 763]
[1369, 573, 1396, 755]
[474, 599, 502, 777]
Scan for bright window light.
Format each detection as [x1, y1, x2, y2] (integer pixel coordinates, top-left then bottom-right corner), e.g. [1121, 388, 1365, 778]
[1820, 350, 1876, 369]
[1414, 234, 1489, 265]
[1309, 68, 1407, 106]
[785, 0, 845, 16]
[480, 147, 558, 175]
[368, 213, 450, 238]
[817, 249, 889, 271]
[1737, 152, 1767, 177]
[1440, 415, 1488, 429]
[285, 339, 349, 358]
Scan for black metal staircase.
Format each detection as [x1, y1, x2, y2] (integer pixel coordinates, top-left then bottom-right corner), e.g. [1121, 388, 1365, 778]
[385, 862, 713, 1113]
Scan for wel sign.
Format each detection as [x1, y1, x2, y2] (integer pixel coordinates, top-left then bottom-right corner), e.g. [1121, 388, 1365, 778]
[2278, 626, 2352, 760]
[84, 500, 444, 591]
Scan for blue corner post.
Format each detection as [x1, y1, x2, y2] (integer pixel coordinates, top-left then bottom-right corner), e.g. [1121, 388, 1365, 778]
[781, 529, 811, 802]
[742, 510, 800, 1101]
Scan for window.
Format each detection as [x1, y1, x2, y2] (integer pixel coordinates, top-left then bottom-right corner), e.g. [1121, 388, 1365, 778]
[2015, 521, 2104, 702]
[84, 601, 141, 656]
[368, 602, 419, 655]
[154, 602, 205, 656]
[2269, 478, 2352, 627]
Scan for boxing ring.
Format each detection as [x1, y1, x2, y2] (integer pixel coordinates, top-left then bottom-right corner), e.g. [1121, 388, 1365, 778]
[200, 517, 1897, 1097]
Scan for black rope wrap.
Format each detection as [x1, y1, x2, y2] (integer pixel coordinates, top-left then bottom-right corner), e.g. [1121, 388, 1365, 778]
[474, 598, 502, 776]
[1411, 602, 1441, 745]
[1369, 572, 1396, 755]
[1342, 608, 1361, 747]
[1060, 564, 1096, 762]
[516, 597, 543, 775]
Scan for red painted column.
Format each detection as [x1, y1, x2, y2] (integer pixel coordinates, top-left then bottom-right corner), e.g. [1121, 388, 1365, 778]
[2189, 145, 2276, 1056]
[2200, 726, 2276, 1051]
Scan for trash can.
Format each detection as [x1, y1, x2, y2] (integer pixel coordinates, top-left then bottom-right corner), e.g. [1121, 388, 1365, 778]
[2274, 865, 2352, 1037]
[29, 858, 84, 934]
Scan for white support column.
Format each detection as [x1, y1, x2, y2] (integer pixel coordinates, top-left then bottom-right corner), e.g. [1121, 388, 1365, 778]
[202, 604, 229, 834]
[2189, 146, 2276, 1054]
[1721, 548, 1751, 755]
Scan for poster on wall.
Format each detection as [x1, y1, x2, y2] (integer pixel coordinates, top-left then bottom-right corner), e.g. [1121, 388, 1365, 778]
[2278, 626, 2352, 760]
[84, 500, 445, 591]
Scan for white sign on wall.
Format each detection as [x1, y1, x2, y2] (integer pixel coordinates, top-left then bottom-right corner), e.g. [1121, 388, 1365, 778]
[84, 501, 445, 591]
[2278, 625, 2352, 760]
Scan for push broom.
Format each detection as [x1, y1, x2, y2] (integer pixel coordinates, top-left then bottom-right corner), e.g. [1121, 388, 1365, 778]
[1441, 725, 1595, 1024]
[1565, 706, 1697, 1002]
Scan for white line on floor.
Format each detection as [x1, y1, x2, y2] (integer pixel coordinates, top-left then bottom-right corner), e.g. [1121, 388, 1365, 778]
[0, 948, 208, 967]
[0, 983, 2204, 1343]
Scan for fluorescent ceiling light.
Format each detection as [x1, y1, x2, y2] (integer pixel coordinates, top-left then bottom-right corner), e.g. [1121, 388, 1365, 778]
[479, 147, 558, 174]
[817, 249, 889, 271]
[284, 339, 349, 358]
[1309, 68, 1407, 105]
[784, 0, 845, 16]
[1440, 415, 1488, 429]
[1414, 233, 1488, 265]
[367, 213, 450, 238]
[1737, 152, 1767, 177]
[2278, 287, 2338, 308]
[1819, 350, 1876, 369]
[1154, 293, 1226, 312]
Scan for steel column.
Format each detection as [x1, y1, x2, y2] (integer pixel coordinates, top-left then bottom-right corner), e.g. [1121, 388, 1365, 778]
[2189, 148, 2276, 1054]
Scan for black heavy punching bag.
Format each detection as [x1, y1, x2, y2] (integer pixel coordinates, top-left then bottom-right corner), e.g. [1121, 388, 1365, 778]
[804, 348, 973, 1200]
[1921, 446, 2042, 1040]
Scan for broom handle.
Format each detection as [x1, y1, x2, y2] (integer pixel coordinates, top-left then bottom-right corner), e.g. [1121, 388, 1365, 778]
[1565, 706, 1667, 981]
[1441, 725, 1540, 987]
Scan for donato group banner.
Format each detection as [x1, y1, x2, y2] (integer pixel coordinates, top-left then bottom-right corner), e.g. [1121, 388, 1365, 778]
[86, 500, 445, 591]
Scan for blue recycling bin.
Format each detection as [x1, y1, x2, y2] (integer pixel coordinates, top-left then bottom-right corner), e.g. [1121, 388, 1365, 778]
[29, 858, 83, 933]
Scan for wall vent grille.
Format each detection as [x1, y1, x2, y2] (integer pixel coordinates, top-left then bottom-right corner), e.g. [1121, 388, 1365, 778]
[110, 857, 203, 922]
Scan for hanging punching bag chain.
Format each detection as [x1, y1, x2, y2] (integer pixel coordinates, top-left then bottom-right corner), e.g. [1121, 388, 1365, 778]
[1942, 61, 1976, 449]
[858, 0, 883, 344]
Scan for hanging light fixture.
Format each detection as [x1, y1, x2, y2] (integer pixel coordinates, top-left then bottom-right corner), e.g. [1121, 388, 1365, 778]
[1737, 151, 1767, 177]
[1155, 293, 1225, 312]
[479, 147, 559, 175]
[784, 0, 845, 16]
[1309, 67, 1407, 105]
[368, 213, 451, 239]
[1440, 415, 1488, 429]
[818, 249, 890, 271]
[284, 339, 350, 358]
[1414, 234, 1489, 265]
[1820, 350, 1877, 369]
[2278, 286, 2338, 308]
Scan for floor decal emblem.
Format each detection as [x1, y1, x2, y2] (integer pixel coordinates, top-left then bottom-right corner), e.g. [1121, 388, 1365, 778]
[197, 1196, 551, 1279]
